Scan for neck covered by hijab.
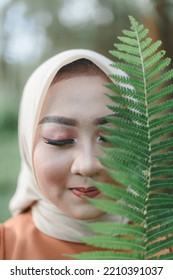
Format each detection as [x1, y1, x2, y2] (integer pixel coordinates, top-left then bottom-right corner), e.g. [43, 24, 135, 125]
[9, 49, 128, 242]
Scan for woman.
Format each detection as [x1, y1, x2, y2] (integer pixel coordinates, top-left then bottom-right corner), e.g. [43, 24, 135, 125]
[0, 49, 127, 260]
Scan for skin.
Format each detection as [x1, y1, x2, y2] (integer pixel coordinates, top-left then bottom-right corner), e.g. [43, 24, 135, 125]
[33, 74, 114, 220]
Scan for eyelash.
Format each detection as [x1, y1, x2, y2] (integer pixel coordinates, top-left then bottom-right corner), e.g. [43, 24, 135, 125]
[44, 138, 75, 147]
[43, 135, 107, 147]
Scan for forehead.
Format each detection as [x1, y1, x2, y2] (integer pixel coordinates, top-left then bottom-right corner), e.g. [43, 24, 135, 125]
[48, 74, 110, 103]
[39, 74, 113, 121]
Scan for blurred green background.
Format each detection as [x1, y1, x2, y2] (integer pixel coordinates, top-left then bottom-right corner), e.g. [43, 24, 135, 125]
[1, 0, 173, 222]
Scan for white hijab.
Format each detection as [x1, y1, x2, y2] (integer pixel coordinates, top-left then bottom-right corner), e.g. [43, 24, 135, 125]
[9, 49, 128, 242]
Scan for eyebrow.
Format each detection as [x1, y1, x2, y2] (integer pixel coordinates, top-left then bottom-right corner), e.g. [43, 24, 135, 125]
[38, 114, 116, 127]
[39, 116, 78, 126]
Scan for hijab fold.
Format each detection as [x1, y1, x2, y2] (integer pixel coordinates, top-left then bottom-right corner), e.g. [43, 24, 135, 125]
[10, 49, 128, 242]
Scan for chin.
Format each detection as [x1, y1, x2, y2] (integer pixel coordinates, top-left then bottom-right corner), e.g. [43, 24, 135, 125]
[67, 209, 105, 220]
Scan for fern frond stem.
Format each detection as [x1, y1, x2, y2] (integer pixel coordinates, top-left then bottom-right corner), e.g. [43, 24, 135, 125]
[132, 17, 151, 259]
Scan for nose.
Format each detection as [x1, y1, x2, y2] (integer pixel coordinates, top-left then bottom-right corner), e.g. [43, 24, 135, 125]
[71, 145, 103, 177]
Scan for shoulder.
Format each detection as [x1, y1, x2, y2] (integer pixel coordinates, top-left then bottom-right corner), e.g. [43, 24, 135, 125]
[3, 210, 33, 240]
[3, 210, 32, 230]
[0, 211, 34, 259]
[0, 212, 32, 260]
[0, 211, 112, 260]
[0, 211, 77, 260]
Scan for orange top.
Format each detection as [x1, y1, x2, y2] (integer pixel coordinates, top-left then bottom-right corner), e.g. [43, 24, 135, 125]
[1, 211, 172, 260]
[0, 211, 96, 260]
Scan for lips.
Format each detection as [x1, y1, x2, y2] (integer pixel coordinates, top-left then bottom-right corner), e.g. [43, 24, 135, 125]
[70, 186, 100, 198]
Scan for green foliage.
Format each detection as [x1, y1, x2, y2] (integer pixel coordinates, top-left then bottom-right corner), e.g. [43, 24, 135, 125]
[72, 16, 173, 260]
[0, 131, 20, 222]
[0, 106, 18, 132]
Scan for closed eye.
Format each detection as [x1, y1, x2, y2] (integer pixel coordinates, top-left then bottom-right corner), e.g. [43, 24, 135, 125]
[44, 138, 75, 147]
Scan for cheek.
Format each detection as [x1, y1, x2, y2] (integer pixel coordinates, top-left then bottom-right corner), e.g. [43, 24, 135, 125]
[33, 145, 69, 190]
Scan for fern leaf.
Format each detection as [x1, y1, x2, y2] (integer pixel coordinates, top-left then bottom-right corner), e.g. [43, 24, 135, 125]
[151, 168, 173, 178]
[106, 171, 147, 199]
[149, 194, 173, 205]
[142, 40, 162, 59]
[122, 29, 136, 38]
[68, 250, 142, 260]
[156, 252, 173, 260]
[146, 57, 171, 81]
[72, 16, 173, 260]
[140, 37, 152, 50]
[144, 50, 166, 70]
[147, 223, 173, 243]
[85, 222, 145, 238]
[103, 146, 148, 166]
[148, 84, 173, 104]
[110, 50, 141, 66]
[150, 114, 173, 129]
[90, 181, 144, 209]
[136, 28, 149, 40]
[112, 62, 143, 79]
[147, 210, 173, 228]
[147, 70, 173, 93]
[116, 36, 137, 46]
[150, 124, 173, 142]
[152, 151, 173, 164]
[150, 178, 173, 192]
[86, 198, 144, 224]
[151, 138, 173, 153]
[106, 83, 145, 104]
[81, 235, 144, 252]
[115, 44, 139, 56]
[147, 236, 173, 257]
[149, 99, 173, 117]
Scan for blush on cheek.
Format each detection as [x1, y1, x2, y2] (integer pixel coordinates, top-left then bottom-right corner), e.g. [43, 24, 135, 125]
[34, 154, 67, 192]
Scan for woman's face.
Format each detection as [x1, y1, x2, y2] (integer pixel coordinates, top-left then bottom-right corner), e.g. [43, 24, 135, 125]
[33, 73, 114, 220]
